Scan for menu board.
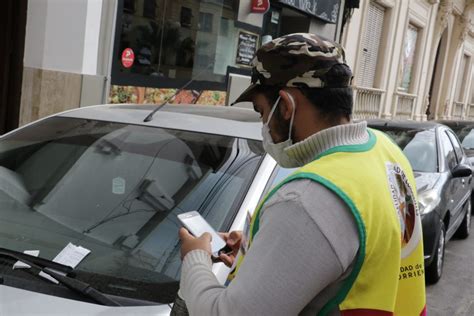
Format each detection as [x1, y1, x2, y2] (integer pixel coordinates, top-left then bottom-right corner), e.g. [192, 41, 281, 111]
[277, 0, 341, 23]
[235, 30, 259, 67]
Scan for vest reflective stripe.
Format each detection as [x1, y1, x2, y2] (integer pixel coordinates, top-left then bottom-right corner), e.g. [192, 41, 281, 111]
[228, 129, 426, 315]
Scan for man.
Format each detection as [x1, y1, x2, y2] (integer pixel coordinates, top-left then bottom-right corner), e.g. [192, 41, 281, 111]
[178, 33, 426, 315]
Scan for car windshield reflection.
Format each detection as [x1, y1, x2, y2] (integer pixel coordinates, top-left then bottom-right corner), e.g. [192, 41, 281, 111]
[378, 128, 437, 173]
[0, 117, 264, 304]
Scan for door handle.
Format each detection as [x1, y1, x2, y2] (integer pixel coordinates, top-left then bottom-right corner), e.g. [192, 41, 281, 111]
[462, 179, 466, 184]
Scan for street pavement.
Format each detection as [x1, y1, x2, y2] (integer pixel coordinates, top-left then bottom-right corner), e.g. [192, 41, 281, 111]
[426, 229, 474, 315]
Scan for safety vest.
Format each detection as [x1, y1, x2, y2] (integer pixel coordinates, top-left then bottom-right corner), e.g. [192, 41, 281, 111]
[227, 129, 426, 316]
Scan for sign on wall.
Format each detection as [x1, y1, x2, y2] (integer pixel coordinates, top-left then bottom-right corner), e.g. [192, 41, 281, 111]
[251, 0, 270, 13]
[235, 30, 259, 67]
[121, 48, 135, 68]
[277, 0, 341, 23]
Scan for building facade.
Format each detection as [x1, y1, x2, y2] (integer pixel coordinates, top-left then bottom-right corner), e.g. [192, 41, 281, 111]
[12, 0, 349, 129]
[343, 0, 474, 120]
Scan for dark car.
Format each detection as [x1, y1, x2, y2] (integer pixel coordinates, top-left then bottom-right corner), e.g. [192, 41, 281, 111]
[436, 120, 474, 161]
[368, 120, 472, 284]
[437, 120, 474, 206]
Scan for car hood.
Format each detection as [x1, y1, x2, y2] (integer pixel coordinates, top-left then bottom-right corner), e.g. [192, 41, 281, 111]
[0, 285, 172, 315]
[413, 171, 442, 193]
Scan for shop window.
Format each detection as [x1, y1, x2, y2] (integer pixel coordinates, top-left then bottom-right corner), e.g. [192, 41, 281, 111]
[199, 12, 213, 33]
[262, 7, 281, 42]
[262, 6, 309, 41]
[143, 0, 156, 18]
[113, 0, 248, 89]
[399, 24, 419, 92]
[358, 1, 385, 88]
[180, 7, 192, 28]
[124, 0, 136, 13]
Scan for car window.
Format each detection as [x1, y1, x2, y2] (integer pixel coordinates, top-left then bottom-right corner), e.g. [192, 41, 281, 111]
[461, 129, 474, 149]
[439, 131, 458, 169]
[446, 131, 464, 162]
[0, 117, 264, 304]
[377, 128, 437, 172]
[261, 166, 297, 198]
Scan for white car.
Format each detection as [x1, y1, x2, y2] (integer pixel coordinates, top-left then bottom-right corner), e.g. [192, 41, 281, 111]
[0, 104, 294, 315]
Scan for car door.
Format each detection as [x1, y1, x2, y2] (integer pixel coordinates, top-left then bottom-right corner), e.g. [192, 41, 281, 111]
[446, 130, 471, 225]
[438, 129, 463, 231]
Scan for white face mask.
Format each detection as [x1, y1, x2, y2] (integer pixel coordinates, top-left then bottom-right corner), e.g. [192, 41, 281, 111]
[261, 94, 299, 168]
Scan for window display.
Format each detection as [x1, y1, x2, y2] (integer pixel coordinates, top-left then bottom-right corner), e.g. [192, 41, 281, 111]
[113, 0, 241, 88]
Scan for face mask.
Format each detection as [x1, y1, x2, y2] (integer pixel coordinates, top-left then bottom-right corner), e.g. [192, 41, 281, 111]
[261, 93, 299, 168]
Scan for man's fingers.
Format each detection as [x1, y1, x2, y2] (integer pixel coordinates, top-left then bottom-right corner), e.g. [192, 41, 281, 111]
[228, 231, 242, 246]
[179, 227, 193, 241]
[219, 232, 229, 241]
[200, 232, 212, 243]
[219, 253, 234, 267]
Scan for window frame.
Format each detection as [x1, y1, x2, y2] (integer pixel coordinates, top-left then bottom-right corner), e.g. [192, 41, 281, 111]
[439, 129, 458, 171]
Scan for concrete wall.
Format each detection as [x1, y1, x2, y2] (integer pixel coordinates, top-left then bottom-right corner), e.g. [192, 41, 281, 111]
[24, 0, 88, 73]
[20, 0, 110, 125]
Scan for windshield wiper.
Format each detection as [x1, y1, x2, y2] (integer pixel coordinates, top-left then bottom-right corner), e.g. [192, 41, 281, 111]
[0, 248, 73, 274]
[0, 248, 120, 306]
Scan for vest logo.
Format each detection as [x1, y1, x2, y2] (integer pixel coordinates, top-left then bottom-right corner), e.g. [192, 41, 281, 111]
[386, 162, 422, 258]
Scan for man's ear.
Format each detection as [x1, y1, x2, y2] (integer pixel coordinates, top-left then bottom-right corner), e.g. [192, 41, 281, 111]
[278, 90, 296, 120]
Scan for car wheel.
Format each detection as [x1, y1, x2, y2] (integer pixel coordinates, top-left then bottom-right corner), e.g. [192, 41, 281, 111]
[471, 192, 474, 216]
[426, 222, 445, 284]
[455, 198, 471, 239]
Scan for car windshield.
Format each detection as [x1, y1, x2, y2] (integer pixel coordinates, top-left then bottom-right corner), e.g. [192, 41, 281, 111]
[374, 127, 437, 172]
[0, 117, 264, 305]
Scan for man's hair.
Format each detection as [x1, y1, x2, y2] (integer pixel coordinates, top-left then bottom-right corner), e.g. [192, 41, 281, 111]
[299, 87, 353, 123]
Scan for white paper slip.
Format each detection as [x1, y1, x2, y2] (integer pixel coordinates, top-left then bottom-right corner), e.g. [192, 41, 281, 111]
[13, 250, 40, 269]
[39, 243, 91, 284]
[51, 243, 91, 269]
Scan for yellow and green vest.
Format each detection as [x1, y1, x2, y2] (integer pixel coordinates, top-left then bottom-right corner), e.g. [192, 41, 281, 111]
[227, 129, 426, 316]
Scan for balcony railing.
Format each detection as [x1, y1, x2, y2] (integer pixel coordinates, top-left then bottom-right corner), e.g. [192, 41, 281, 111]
[353, 87, 384, 119]
[452, 101, 465, 119]
[394, 92, 417, 119]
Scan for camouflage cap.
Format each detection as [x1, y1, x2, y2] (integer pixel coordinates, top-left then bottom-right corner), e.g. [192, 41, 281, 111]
[233, 33, 352, 104]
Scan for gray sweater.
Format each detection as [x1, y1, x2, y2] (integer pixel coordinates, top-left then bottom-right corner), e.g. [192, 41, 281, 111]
[180, 122, 369, 315]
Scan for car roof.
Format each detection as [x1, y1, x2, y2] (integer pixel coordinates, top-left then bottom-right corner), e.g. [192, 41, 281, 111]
[435, 120, 474, 128]
[366, 119, 442, 130]
[57, 104, 263, 140]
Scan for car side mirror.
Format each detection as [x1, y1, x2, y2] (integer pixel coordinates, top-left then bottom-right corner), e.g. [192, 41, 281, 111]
[452, 163, 472, 178]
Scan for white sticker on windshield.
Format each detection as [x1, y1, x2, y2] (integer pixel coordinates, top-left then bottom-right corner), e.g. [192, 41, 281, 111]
[39, 243, 91, 284]
[112, 177, 126, 194]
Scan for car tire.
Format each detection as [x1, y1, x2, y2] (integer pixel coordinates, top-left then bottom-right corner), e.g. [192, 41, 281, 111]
[425, 222, 445, 285]
[471, 191, 474, 216]
[455, 198, 471, 239]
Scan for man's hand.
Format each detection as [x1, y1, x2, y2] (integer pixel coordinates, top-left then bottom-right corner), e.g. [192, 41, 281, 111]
[218, 231, 242, 267]
[179, 228, 212, 260]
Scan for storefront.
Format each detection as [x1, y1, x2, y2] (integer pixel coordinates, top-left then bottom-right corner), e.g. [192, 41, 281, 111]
[109, 0, 345, 106]
[262, 0, 341, 44]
